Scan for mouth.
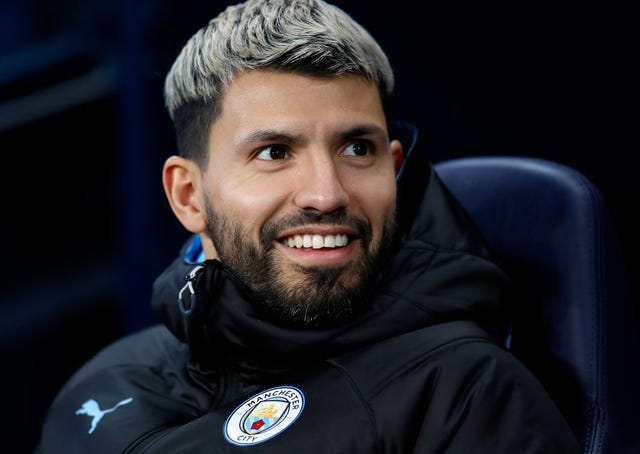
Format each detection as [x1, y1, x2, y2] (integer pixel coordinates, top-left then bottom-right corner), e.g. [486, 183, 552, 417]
[280, 233, 351, 249]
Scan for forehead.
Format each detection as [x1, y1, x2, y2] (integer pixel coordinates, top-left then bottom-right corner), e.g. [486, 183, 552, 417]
[211, 70, 387, 143]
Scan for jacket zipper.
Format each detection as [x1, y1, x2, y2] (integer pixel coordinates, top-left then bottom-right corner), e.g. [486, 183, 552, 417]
[122, 366, 241, 452]
[123, 425, 171, 454]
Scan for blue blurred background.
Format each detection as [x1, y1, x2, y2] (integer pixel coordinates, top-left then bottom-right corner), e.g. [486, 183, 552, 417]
[0, 0, 635, 451]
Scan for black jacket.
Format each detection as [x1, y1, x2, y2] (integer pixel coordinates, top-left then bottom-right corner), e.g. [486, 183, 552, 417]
[38, 122, 580, 453]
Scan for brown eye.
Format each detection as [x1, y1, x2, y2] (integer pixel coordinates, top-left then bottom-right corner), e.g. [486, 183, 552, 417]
[255, 145, 288, 160]
[343, 140, 371, 157]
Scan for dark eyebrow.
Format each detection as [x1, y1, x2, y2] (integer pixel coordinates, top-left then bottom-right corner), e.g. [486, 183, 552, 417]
[243, 129, 303, 146]
[241, 123, 388, 147]
[336, 124, 388, 142]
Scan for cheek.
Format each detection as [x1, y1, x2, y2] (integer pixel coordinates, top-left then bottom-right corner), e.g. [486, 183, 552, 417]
[213, 178, 288, 232]
[350, 174, 397, 226]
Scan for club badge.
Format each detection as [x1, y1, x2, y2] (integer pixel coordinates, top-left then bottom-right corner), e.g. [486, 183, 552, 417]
[223, 386, 305, 446]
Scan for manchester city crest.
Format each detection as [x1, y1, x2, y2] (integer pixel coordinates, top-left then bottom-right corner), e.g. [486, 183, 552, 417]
[224, 386, 305, 446]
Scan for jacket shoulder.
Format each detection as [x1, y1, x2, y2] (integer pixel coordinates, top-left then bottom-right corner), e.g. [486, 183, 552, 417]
[333, 321, 580, 453]
[37, 324, 208, 453]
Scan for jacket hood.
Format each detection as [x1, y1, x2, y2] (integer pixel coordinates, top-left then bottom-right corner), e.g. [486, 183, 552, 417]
[151, 120, 509, 381]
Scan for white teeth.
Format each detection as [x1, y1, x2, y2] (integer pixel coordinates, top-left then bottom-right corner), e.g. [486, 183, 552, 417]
[303, 234, 313, 247]
[283, 233, 349, 249]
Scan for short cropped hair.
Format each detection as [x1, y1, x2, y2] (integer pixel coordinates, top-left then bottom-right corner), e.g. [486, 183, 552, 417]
[164, 0, 394, 168]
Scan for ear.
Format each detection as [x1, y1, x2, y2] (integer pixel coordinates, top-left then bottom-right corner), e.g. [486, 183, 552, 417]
[162, 155, 208, 233]
[390, 139, 404, 175]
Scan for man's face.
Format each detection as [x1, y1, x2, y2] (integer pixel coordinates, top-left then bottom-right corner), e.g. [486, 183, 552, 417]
[201, 70, 403, 326]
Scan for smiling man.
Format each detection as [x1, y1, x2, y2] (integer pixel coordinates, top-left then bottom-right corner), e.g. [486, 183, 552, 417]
[164, 70, 403, 327]
[38, 0, 580, 452]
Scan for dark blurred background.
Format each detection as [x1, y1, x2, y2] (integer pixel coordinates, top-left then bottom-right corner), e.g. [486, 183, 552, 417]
[0, 0, 635, 451]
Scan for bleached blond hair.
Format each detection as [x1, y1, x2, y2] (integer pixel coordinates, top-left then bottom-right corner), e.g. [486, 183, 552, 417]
[164, 0, 394, 166]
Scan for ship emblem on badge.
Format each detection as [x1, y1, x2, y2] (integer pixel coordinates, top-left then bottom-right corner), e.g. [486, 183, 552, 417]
[224, 386, 305, 446]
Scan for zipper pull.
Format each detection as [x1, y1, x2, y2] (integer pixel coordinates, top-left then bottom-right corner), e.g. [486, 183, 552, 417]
[177, 263, 206, 315]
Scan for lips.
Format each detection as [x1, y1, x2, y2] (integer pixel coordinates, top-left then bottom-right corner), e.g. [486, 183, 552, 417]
[281, 233, 349, 249]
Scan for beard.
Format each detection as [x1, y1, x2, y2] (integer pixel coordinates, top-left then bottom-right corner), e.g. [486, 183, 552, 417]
[203, 195, 397, 327]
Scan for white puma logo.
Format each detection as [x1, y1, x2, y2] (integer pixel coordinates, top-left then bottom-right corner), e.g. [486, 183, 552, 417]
[76, 397, 134, 434]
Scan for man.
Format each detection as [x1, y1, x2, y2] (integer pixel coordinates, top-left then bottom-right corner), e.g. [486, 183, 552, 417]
[38, 0, 580, 452]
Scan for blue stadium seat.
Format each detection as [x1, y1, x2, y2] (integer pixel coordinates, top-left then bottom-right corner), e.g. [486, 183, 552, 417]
[434, 156, 640, 454]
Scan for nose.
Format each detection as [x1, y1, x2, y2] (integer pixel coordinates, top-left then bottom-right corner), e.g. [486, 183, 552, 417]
[293, 155, 350, 213]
